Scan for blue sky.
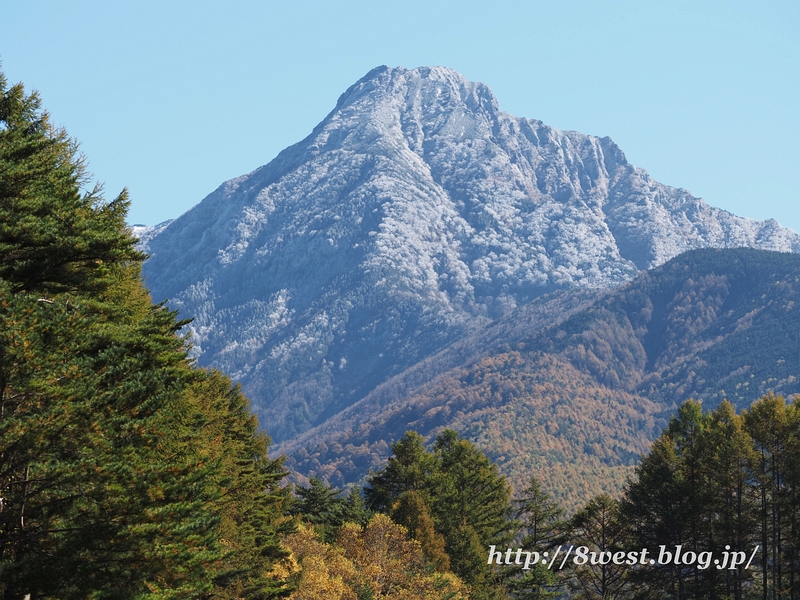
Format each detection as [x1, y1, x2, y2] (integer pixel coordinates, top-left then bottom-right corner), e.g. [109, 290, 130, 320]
[2, 1, 798, 231]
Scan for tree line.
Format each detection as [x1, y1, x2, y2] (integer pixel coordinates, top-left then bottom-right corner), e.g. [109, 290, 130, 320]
[287, 394, 800, 600]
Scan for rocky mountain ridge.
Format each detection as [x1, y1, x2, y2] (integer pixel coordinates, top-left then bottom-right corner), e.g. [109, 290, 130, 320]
[140, 65, 800, 443]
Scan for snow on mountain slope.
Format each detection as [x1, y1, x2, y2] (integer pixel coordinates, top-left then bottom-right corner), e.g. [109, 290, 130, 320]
[141, 66, 800, 441]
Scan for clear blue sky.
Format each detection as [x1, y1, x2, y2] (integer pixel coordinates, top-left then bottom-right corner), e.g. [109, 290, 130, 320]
[2, 1, 798, 231]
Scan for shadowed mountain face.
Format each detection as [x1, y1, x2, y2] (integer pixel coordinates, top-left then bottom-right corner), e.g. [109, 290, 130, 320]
[141, 66, 800, 444]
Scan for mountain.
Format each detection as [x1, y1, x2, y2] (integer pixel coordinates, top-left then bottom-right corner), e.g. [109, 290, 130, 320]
[279, 248, 800, 508]
[140, 65, 800, 449]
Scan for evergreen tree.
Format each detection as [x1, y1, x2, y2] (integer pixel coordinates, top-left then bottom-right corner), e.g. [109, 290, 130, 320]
[0, 71, 140, 294]
[446, 520, 498, 600]
[568, 495, 630, 600]
[183, 370, 293, 599]
[621, 399, 714, 598]
[390, 491, 450, 572]
[744, 393, 793, 599]
[0, 252, 223, 597]
[704, 400, 759, 598]
[432, 435, 513, 597]
[619, 395, 800, 599]
[431, 429, 516, 554]
[291, 478, 348, 542]
[364, 431, 437, 512]
[510, 477, 567, 599]
[0, 69, 291, 598]
[365, 429, 515, 598]
[784, 398, 800, 599]
[341, 487, 371, 527]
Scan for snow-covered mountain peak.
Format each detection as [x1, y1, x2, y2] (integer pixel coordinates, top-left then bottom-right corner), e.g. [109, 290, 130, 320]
[335, 65, 495, 114]
[142, 66, 800, 442]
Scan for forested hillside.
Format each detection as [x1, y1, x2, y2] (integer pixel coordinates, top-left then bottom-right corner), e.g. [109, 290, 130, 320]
[280, 248, 800, 508]
[0, 71, 291, 598]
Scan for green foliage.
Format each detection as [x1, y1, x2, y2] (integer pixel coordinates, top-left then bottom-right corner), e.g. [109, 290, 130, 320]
[290, 477, 371, 547]
[509, 477, 567, 599]
[445, 521, 498, 599]
[341, 487, 371, 527]
[621, 400, 735, 598]
[743, 393, 799, 599]
[365, 431, 437, 512]
[0, 71, 141, 295]
[366, 429, 514, 598]
[515, 477, 566, 550]
[0, 247, 221, 598]
[293, 478, 346, 524]
[619, 394, 800, 599]
[183, 371, 293, 599]
[0, 70, 290, 598]
[568, 495, 630, 600]
[291, 478, 350, 543]
[431, 430, 516, 582]
[704, 399, 759, 596]
[390, 491, 450, 572]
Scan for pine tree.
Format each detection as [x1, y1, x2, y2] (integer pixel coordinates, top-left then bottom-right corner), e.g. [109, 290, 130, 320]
[0, 71, 141, 295]
[364, 431, 437, 512]
[430, 430, 515, 598]
[0, 257, 223, 597]
[744, 393, 792, 599]
[365, 429, 515, 597]
[568, 495, 629, 600]
[704, 400, 759, 598]
[390, 491, 450, 572]
[0, 68, 216, 595]
[784, 398, 800, 599]
[291, 478, 348, 542]
[510, 477, 566, 599]
[621, 399, 713, 598]
[431, 430, 515, 552]
[341, 487, 371, 527]
[0, 69, 291, 598]
[445, 520, 498, 600]
[183, 370, 293, 599]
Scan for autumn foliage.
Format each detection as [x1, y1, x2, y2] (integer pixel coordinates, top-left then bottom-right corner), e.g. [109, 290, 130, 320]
[283, 517, 468, 600]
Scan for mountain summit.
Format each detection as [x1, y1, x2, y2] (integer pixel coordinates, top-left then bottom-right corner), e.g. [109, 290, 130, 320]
[141, 66, 800, 442]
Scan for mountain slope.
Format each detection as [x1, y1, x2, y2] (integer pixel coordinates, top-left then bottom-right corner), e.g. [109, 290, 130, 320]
[141, 66, 800, 443]
[277, 248, 800, 508]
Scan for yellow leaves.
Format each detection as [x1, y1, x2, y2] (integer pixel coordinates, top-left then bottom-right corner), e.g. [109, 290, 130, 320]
[294, 555, 357, 600]
[284, 518, 468, 600]
[268, 551, 302, 586]
[338, 514, 425, 594]
[283, 524, 357, 600]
